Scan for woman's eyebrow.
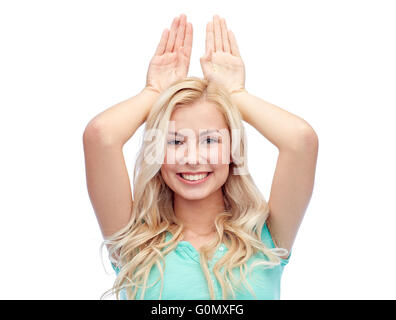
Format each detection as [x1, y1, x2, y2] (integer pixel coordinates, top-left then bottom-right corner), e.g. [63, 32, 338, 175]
[168, 129, 220, 137]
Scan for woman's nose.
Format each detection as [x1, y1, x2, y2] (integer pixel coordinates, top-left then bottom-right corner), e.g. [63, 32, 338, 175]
[185, 142, 199, 165]
[183, 141, 208, 165]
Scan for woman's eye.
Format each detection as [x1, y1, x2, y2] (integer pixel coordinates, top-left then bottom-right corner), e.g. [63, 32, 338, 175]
[168, 140, 183, 145]
[204, 137, 219, 144]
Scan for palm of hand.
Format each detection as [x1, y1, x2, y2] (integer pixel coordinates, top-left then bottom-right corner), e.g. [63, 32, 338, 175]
[146, 15, 193, 94]
[201, 50, 245, 94]
[146, 47, 189, 93]
[200, 15, 246, 94]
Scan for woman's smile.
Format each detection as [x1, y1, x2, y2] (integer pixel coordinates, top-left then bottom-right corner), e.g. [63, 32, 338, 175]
[176, 172, 213, 185]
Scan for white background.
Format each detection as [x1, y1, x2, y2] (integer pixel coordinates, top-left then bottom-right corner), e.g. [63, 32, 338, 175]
[1, 0, 395, 299]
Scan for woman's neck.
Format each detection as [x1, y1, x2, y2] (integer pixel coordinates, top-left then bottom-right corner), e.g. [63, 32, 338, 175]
[173, 188, 225, 237]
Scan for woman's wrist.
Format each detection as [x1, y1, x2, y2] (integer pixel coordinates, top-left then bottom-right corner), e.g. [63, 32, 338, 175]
[142, 85, 162, 96]
[230, 88, 249, 120]
[138, 86, 162, 122]
[229, 87, 248, 96]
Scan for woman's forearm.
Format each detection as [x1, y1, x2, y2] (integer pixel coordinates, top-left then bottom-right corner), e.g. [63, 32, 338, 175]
[86, 87, 160, 146]
[230, 90, 317, 151]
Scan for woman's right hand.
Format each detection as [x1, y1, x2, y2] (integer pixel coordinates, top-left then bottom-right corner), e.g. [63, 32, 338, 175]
[145, 14, 193, 94]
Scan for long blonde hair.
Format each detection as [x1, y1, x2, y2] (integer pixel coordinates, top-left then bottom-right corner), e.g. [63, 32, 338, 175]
[100, 77, 288, 300]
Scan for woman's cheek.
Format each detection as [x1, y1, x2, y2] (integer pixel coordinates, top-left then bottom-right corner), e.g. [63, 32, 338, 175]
[218, 141, 231, 165]
[164, 146, 176, 165]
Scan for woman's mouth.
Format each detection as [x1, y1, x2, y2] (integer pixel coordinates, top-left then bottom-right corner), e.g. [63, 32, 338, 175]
[176, 172, 212, 185]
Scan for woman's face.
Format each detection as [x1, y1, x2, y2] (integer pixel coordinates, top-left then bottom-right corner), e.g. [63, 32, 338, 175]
[160, 100, 232, 200]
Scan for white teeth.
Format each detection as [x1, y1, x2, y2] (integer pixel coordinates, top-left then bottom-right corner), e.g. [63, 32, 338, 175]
[180, 173, 209, 181]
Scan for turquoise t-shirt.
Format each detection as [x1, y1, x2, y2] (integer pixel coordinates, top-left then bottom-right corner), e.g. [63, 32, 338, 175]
[110, 222, 291, 300]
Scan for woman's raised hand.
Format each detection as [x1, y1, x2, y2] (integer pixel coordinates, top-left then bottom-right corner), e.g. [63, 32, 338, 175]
[200, 15, 246, 94]
[145, 14, 193, 94]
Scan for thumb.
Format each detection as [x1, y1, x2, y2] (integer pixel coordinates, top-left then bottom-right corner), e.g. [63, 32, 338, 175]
[200, 54, 209, 65]
[200, 48, 213, 62]
[199, 55, 208, 70]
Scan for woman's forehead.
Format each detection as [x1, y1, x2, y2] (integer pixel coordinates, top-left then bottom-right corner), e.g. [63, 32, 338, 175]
[170, 101, 227, 129]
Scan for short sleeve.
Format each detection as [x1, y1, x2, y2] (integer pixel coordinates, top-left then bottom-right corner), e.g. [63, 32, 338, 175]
[111, 262, 120, 275]
[261, 222, 292, 266]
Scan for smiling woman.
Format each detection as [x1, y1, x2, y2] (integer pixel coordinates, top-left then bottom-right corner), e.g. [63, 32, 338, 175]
[83, 13, 317, 300]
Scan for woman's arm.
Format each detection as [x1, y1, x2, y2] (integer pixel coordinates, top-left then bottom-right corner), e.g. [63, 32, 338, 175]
[230, 89, 319, 259]
[86, 88, 160, 147]
[83, 14, 193, 242]
[230, 89, 317, 151]
[200, 15, 319, 258]
[83, 88, 160, 241]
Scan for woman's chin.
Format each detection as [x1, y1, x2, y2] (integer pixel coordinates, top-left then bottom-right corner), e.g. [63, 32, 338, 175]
[173, 188, 212, 201]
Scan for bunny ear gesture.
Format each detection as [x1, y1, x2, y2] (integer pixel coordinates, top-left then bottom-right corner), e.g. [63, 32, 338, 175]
[146, 14, 193, 94]
[145, 14, 244, 95]
[200, 15, 245, 94]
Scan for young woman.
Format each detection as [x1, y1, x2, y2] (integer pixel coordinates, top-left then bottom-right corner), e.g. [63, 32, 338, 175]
[83, 14, 318, 300]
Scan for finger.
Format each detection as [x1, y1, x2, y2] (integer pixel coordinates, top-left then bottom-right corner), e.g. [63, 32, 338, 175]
[155, 28, 169, 56]
[228, 30, 241, 57]
[165, 16, 180, 52]
[174, 14, 186, 50]
[183, 22, 193, 59]
[220, 18, 230, 53]
[205, 22, 214, 57]
[213, 15, 223, 52]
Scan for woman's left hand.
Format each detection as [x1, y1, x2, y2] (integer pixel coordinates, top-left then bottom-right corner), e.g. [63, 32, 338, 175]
[200, 15, 246, 94]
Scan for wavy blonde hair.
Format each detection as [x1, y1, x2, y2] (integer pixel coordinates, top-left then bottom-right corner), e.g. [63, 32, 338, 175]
[100, 77, 288, 300]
